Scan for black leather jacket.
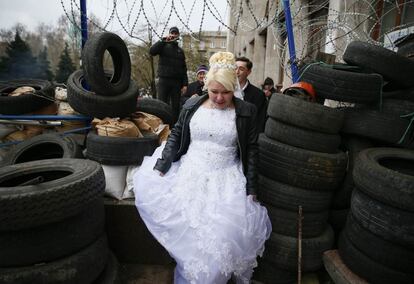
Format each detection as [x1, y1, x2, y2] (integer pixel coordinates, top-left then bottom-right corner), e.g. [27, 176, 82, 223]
[149, 39, 188, 86]
[154, 94, 259, 195]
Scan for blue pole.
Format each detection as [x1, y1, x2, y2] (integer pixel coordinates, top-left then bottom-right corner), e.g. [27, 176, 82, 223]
[0, 115, 92, 121]
[282, 0, 299, 83]
[80, 0, 88, 48]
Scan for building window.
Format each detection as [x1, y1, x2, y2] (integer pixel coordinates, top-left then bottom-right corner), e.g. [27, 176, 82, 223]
[221, 41, 226, 48]
[199, 41, 205, 50]
[210, 41, 215, 48]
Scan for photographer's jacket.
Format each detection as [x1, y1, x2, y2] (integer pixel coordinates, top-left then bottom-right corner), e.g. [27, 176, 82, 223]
[154, 94, 259, 195]
[149, 39, 188, 87]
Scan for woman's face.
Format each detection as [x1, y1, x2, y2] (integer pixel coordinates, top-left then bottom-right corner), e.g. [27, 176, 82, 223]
[207, 80, 234, 109]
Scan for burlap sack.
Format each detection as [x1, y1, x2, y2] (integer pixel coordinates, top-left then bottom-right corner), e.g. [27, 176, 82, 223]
[3, 130, 28, 142]
[9, 86, 35, 97]
[131, 112, 162, 132]
[24, 125, 44, 137]
[156, 124, 170, 143]
[92, 117, 143, 138]
[3, 127, 42, 142]
[0, 124, 18, 140]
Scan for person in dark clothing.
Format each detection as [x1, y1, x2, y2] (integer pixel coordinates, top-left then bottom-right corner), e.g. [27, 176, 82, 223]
[150, 26, 188, 123]
[261, 77, 277, 102]
[235, 57, 267, 132]
[181, 64, 208, 105]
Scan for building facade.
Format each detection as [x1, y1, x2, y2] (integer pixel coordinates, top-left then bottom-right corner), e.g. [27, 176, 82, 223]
[181, 30, 228, 59]
[227, 0, 414, 88]
[180, 30, 228, 81]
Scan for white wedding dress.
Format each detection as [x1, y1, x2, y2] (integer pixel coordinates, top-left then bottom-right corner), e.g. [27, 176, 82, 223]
[133, 106, 271, 284]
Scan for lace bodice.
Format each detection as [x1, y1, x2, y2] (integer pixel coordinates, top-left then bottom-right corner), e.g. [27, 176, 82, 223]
[186, 106, 238, 170]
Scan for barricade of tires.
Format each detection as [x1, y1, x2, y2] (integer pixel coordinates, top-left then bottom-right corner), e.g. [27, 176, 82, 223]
[65, 32, 171, 200]
[0, 158, 121, 283]
[298, 41, 414, 282]
[253, 94, 346, 282]
[301, 40, 414, 236]
[67, 32, 138, 119]
[0, 79, 61, 146]
[0, 79, 56, 115]
[328, 135, 373, 239]
[338, 148, 414, 284]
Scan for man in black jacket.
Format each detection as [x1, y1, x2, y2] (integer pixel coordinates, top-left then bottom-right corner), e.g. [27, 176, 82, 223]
[150, 26, 188, 123]
[235, 57, 267, 132]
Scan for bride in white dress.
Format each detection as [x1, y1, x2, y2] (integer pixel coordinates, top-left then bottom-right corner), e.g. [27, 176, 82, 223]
[133, 52, 271, 284]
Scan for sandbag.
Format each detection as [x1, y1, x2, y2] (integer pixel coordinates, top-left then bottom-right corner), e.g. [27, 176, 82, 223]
[92, 117, 143, 138]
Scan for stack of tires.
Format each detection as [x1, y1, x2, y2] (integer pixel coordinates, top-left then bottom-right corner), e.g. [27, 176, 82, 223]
[0, 158, 121, 283]
[328, 136, 373, 239]
[0, 79, 56, 115]
[66, 32, 162, 198]
[301, 41, 414, 282]
[85, 97, 173, 168]
[338, 148, 414, 283]
[0, 79, 58, 145]
[302, 41, 414, 150]
[67, 32, 138, 119]
[301, 41, 414, 235]
[254, 94, 347, 283]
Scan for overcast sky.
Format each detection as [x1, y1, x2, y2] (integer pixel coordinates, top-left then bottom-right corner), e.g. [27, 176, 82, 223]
[0, 0, 229, 39]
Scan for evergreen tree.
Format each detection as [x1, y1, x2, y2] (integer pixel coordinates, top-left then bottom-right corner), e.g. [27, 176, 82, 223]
[55, 42, 75, 83]
[0, 31, 38, 80]
[36, 46, 54, 80]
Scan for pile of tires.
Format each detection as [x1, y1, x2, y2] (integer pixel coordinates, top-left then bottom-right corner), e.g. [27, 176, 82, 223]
[65, 32, 166, 199]
[253, 94, 347, 283]
[0, 79, 59, 146]
[300, 41, 414, 237]
[299, 41, 414, 282]
[328, 135, 373, 240]
[338, 148, 414, 284]
[67, 32, 138, 119]
[301, 41, 414, 149]
[0, 158, 121, 283]
[0, 79, 56, 115]
[84, 97, 171, 167]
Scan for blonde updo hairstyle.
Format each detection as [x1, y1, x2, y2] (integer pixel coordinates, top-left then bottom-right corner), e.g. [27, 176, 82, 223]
[205, 52, 237, 92]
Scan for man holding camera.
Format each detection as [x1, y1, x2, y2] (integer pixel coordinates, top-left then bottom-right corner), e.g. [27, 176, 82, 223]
[150, 26, 188, 123]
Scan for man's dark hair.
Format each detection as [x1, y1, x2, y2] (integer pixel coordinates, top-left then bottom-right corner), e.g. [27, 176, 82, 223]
[235, 56, 253, 70]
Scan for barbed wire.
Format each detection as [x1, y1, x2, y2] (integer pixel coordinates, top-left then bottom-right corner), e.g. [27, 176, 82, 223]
[205, 1, 236, 34]
[59, 0, 414, 62]
[269, 0, 414, 80]
[198, 0, 207, 38]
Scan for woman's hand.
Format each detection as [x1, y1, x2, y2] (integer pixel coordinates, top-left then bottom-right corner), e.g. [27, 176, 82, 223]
[249, 195, 258, 202]
[154, 169, 165, 177]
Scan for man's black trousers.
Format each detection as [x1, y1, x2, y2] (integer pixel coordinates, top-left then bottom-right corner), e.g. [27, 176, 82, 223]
[157, 78, 182, 124]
